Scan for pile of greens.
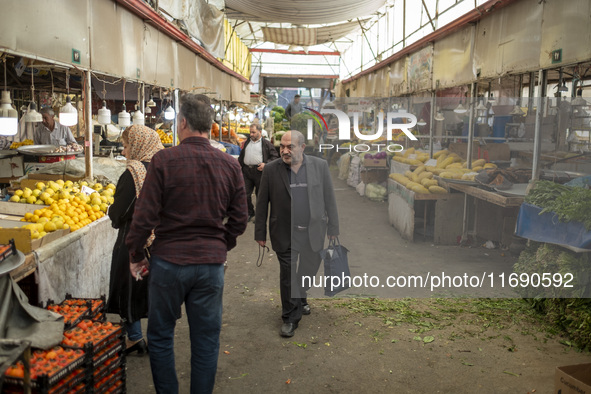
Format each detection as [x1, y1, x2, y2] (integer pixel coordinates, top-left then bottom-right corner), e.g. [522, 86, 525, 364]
[514, 242, 591, 350]
[525, 180, 591, 230]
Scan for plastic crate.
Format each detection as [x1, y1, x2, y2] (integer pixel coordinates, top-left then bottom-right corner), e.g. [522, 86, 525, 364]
[63, 294, 106, 318]
[61, 321, 123, 357]
[3, 347, 86, 393]
[0, 339, 32, 393]
[93, 367, 124, 394]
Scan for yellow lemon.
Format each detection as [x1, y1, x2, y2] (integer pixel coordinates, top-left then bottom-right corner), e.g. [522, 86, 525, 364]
[22, 188, 32, 198]
[56, 179, 65, 186]
[38, 231, 47, 238]
[100, 203, 109, 212]
[46, 188, 55, 196]
[43, 221, 57, 232]
[62, 223, 70, 231]
[106, 183, 116, 190]
[24, 212, 34, 221]
[80, 181, 88, 187]
[31, 230, 41, 240]
[64, 180, 73, 187]
[35, 182, 45, 190]
[37, 217, 49, 224]
[19, 197, 27, 203]
[9, 195, 20, 202]
[32, 189, 42, 198]
[14, 189, 23, 197]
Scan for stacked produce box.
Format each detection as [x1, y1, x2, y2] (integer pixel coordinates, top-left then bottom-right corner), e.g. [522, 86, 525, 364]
[2, 296, 126, 393]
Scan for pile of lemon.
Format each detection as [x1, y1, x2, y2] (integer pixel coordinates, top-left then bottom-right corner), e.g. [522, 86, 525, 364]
[156, 129, 173, 145]
[10, 180, 116, 238]
[9, 139, 34, 149]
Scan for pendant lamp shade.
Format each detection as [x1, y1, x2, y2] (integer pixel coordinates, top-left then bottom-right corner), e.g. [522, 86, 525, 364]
[59, 96, 78, 126]
[98, 100, 111, 125]
[0, 91, 18, 136]
[118, 103, 130, 127]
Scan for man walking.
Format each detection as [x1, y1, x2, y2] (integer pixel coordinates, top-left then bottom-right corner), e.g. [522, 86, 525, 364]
[126, 94, 248, 393]
[238, 123, 279, 222]
[285, 94, 303, 121]
[255, 130, 339, 337]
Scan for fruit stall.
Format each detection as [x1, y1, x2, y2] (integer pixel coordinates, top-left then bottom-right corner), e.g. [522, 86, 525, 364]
[1, 175, 119, 303]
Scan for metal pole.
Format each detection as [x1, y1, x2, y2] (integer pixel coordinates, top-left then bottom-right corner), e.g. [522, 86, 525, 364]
[461, 82, 476, 243]
[140, 82, 145, 114]
[85, 69, 93, 180]
[528, 71, 535, 113]
[532, 69, 547, 181]
[173, 89, 179, 146]
[429, 91, 435, 158]
[466, 82, 476, 169]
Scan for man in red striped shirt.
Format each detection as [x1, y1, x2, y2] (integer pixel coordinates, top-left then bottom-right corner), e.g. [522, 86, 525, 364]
[126, 93, 248, 394]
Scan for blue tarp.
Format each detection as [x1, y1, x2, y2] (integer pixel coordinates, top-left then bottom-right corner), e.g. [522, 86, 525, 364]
[516, 203, 591, 250]
[219, 141, 241, 156]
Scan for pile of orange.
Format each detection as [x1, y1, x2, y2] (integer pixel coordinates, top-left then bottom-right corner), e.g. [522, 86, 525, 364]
[62, 298, 104, 316]
[47, 303, 89, 326]
[4, 347, 84, 381]
[61, 320, 119, 348]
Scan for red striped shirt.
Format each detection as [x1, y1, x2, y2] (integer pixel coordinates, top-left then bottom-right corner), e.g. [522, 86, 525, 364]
[126, 136, 248, 265]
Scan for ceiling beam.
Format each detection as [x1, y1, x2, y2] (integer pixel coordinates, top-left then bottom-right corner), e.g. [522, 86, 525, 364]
[249, 48, 340, 56]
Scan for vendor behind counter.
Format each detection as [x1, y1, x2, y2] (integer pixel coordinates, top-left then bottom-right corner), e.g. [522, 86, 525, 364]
[33, 107, 77, 146]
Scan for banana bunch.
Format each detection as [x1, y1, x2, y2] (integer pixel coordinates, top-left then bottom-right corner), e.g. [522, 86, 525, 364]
[389, 165, 447, 195]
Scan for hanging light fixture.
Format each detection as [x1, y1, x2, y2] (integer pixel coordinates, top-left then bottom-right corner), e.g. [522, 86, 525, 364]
[434, 111, 445, 121]
[59, 96, 78, 126]
[0, 58, 18, 136]
[488, 93, 495, 104]
[98, 100, 111, 125]
[133, 103, 145, 125]
[417, 118, 427, 126]
[164, 98, 175, 120]
[98, 82, 111, 125]
[454, 102, 467, 114]
[118, 103, 130, 127]
[25, 64, 42, 123]
[572, 89, 587, 107]
[59, 69, 78, 126]
[118, 80, 130, 127]
[147, 96, 156, 107]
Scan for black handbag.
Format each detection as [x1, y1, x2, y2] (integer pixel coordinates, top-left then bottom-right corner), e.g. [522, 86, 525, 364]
[320, 238, 351, 297]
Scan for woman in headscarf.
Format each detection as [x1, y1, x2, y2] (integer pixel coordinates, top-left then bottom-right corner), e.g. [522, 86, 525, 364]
[107, 125, 164, 355]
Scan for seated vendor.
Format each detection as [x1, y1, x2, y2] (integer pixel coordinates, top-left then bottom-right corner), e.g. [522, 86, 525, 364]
[33, 107, 77, 146]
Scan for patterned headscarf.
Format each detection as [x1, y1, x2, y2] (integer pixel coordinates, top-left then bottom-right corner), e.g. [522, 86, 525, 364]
[125, 125, 164, 198]
[124, 125, 163, 247]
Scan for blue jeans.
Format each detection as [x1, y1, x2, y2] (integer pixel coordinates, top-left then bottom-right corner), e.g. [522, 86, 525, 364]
[147, 255, 224, 394]
[125, 320, 143, 342]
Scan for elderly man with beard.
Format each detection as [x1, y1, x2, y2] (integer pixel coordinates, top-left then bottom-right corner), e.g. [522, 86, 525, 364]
[254, 130, 339, 337]
[238, 122, 279, 222]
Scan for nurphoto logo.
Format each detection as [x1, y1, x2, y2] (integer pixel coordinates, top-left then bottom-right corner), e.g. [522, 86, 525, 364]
[303, 106, 418, 153]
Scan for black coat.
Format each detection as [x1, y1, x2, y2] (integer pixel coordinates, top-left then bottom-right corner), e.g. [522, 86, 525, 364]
[238, 137, 279, 168]
[106, 163, 149, 323]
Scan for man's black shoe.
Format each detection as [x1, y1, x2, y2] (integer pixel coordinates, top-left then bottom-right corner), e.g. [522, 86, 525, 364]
[280, 323, 297, 337]
[302, 304, 311, 315]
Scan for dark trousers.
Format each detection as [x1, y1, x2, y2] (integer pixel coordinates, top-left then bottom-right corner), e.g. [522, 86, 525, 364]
[275, 229, 322, 324]
[147, 256, 224, 394]
[242, 166, 262, 216]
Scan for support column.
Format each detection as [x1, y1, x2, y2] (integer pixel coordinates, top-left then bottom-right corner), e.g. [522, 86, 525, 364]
[85, 69, 93, 180]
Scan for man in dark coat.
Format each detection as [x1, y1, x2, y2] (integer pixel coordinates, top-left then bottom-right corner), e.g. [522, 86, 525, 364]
[238, 123, 279, 222]
[255, 130, 339, 337]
